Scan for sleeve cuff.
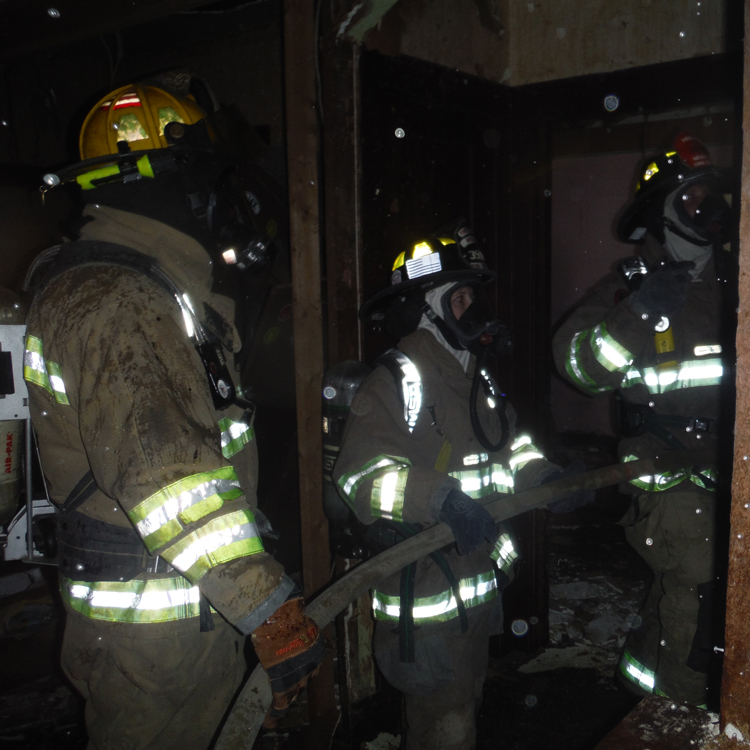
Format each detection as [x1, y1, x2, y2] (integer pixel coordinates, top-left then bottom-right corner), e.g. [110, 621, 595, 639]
[233, 573, 296, 634]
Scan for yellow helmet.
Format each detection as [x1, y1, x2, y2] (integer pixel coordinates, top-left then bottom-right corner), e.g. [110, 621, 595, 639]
[79, 84, 206, 160]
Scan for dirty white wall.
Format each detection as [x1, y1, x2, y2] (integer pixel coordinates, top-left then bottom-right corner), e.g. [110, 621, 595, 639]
[367, 0, 726, 85]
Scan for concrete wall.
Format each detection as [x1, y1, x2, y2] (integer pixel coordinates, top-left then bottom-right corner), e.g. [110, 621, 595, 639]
[367, 0, 728, 85]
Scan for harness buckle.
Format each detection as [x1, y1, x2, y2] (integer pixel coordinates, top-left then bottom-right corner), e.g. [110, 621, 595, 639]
[686, 417, 712, 434]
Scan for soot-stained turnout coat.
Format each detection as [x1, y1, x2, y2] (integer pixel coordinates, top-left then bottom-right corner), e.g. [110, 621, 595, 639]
[333, 328, 555, 633]
[24, 204, 294, 634]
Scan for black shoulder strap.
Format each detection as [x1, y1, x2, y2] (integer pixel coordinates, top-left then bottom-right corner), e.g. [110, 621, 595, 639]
[29, 240, 241, 411]
[61, 469, 98, 514]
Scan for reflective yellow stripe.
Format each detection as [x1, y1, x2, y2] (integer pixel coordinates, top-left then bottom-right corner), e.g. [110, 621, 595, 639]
[161, 509, 264, 583]
[219, 418, 253, 459]
[128, 466, 243, 553]
[491, 532, 518, 575]
[61, 575, 201, 623]
[371, 467, 409, 521]
[372, 570, 498, 624]
[337, 455, 412, 507]
[23, 335, 70, 405]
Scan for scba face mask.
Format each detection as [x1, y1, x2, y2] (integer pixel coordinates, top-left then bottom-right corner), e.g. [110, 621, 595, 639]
[438, 282, 511, 356]
[671, 181, 731, 243]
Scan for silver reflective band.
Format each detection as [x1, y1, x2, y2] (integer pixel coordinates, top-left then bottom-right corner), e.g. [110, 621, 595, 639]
[388, 351, 422, 432]
[168, 516, 260, 572]
[220, 418, 253, 459]
[492, 533, 518, 574]
[509, 450, 544, 470]
[639, 358, 723, 393]
[566, 331, 611, 394]
[372, 572, 498, 623]
[63, 576, 202, 623]
[372, 467, 409, 520]
[68, 581, 200, 612]
[463, 453, 489, 466]
[405, 253, 442, 279]
[695, 344, 722, 356]
[620, 650, 656, 691]
[591, 322, 632, 371]
[511, 436, 531, 451]
[340, 456, 407, 499]
[221, 421, 250, 446]
[135, 477, 241, 539]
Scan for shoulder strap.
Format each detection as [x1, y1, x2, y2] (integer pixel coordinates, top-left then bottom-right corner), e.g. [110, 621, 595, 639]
[61, 469, 98, 514]
[374, 349, 422, 433]
[28, 240, 241, 411]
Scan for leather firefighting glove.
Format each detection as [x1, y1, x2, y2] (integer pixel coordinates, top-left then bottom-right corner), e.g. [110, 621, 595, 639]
[251, 595, 325, 729]
[542, 460, 596, 514]
[628, 260, 694, 320]
[439, 488, 498, 555]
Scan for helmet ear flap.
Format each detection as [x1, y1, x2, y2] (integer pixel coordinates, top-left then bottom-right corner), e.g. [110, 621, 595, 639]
[384, 296, 423, 339]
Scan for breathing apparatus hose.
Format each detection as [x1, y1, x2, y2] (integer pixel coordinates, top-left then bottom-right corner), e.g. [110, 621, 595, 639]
[214, 449, 713, 750]
[469, 346, 509, 452]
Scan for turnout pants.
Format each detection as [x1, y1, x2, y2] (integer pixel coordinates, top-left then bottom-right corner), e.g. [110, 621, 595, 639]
[618, 488, 715, 704]
[374, 610, 491, 750]
[61, 605, 246, 750]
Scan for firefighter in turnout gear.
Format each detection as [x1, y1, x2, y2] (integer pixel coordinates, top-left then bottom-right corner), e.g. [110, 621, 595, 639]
[552, 132, 735, 705]
[333, 224, 590, 749]
[24, 81, 323, 747]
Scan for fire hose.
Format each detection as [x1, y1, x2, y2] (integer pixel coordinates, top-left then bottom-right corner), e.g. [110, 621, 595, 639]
[214, 450, 713, 749]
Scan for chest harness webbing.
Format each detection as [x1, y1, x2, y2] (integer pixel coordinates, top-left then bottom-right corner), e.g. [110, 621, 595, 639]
[28, 241, 250, 630]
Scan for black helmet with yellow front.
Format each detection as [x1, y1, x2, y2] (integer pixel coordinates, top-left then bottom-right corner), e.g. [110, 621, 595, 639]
[362, 221, 510, 357]
[617, 131, 731, 245]
[43, 80, 274, 274]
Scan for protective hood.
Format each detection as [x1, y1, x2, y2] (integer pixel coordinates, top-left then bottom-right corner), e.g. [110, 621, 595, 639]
[662, 185, 713, 280]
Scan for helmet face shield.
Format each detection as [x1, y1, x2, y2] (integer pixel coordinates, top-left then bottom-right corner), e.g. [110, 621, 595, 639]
[440, 282, 501, 348]
[616, 131, 731, 244]
[672, 183, 731, 241]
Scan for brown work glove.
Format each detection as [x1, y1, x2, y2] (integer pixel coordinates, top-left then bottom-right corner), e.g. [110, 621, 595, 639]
[251, 597, 325, 729]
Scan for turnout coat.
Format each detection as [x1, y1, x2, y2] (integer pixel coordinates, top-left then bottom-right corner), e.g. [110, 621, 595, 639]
[333, 328, 554, 634]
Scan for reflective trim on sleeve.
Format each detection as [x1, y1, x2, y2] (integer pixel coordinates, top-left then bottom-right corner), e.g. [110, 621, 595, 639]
[128, 467, 243, 552]
[590, 322, 634, 373]
[46, 361, 70, 405]
[371, 467, 409, 521]
[23, 335, 51, 392]
[219, 417, 254, 459]
[449, 458, 514, 499]
[565, 330, 613, 395]
[337, 455, 412, 506]
[161, 508, 264, 583]
[491, 532, 518, 575]
[509, 435, 545, 472]
[61, 575, 201, 623]
[372, 570, 498, 624]
[24, 335, 70, 405]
